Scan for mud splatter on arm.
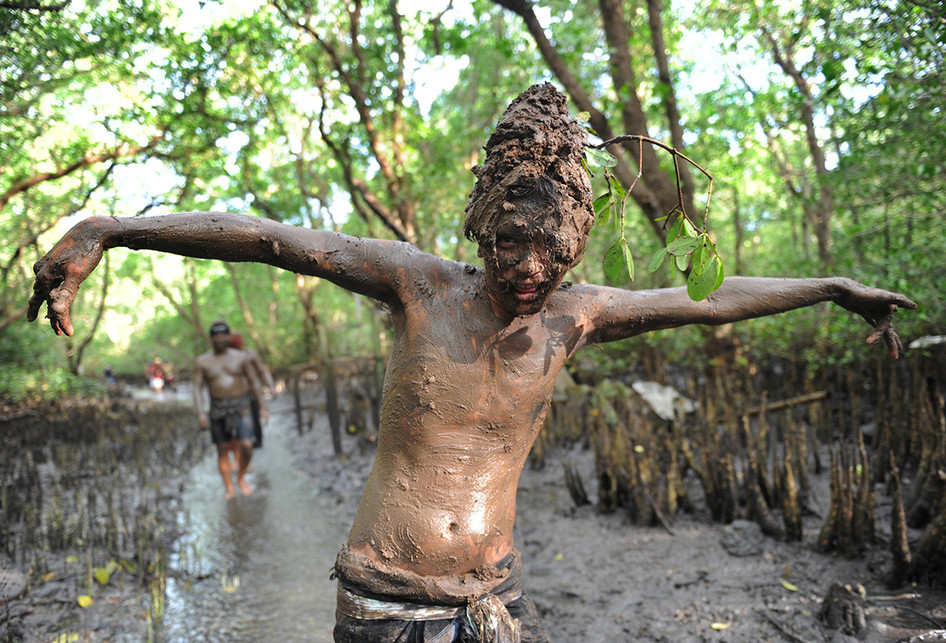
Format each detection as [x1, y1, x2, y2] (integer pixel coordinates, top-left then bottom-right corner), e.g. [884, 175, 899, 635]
[578, 276, 915, 357]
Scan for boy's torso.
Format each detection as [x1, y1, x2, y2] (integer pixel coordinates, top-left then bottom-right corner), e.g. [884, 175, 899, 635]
[347, 266, 589, 576]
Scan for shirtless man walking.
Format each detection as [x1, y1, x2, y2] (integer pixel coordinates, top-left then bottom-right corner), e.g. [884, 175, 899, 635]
[228, 330, 274, 449]
[27, 84, 915, 641]
[194, 319, 268, 499]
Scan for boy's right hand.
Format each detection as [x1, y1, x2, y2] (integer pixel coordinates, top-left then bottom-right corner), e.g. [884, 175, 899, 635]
[27, 218, 110, 336]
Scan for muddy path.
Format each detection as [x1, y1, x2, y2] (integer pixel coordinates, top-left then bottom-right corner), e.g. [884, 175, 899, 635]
[3, 384, 946, 642]
[158, 393, 347, 642]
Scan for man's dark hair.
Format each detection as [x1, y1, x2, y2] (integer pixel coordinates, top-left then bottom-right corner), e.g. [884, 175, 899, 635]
[209, 320, 230, 336]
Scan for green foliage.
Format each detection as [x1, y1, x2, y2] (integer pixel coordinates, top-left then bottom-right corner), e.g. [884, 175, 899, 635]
[584, 128, 725, 299]
[0, 324, 103, 405]
[1, 0, 942, 405]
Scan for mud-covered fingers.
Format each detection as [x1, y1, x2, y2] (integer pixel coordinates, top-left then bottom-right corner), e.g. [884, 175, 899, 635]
[26, 287, 45, 323]
[864, 305, 893, 351]
[876, 327, 901, 360]
[48, 280, 80, 337]
[893, 293, 918, 311]
[866, 325, 903, 360]
[26, 259, 59, 323]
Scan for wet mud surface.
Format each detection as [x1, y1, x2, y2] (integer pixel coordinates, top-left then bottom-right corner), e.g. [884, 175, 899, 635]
[292, 407, 946, 642]
[3, 389, 945, 642]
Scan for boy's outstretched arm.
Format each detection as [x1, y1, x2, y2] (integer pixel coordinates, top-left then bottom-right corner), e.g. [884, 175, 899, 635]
[27, 212, 414, 336]
[585, 276, 917, 358]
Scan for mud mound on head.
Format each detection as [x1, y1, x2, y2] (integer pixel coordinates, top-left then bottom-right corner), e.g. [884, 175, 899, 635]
[464, 83, 594, 268]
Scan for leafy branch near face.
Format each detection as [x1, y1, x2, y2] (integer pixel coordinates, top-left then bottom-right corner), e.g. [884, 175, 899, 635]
[580, 116, 725, 301]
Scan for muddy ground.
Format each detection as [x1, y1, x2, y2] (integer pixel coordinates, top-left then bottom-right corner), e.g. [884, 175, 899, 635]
[295, 418, 946, 643]
[2, 392, 945, 642]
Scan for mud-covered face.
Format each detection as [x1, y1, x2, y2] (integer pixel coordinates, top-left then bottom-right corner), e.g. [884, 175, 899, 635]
[464, 83, 594, 277]
[478, 184, 573, 318]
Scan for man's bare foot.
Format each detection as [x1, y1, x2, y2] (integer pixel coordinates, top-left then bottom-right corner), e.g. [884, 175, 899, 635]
[225, 486, 236, 500]
[238, 479, 253, 496]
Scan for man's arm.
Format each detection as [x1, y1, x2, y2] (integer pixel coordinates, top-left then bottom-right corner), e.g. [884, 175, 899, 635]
[193, 360, 209, 428]
[242, 356, 268, 422]
[27, 212, 428, 336]
[248, 349, 275, 392]
[583, 276, 917, 358]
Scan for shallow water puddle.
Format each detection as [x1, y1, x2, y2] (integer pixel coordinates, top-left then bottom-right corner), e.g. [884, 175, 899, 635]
[159, 412, 347, 642]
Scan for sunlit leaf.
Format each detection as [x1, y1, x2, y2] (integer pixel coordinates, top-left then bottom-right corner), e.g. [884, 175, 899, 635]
[94, 567, 111, 585]
[608, 174, 626, 201]
[77, 595, 93, 608]
[586, 147, 617, 167]
[710, 622, 730, 630]
[666, 237, 699, 256]
[593, 193, 612, 216]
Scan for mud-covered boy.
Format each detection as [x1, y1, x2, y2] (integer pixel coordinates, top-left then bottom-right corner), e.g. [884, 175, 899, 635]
[27, 84, 914, 642]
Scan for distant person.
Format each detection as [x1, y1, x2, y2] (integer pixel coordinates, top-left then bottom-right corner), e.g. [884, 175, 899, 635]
[103, 364, 116, 385]
[193, 320, 268, 498]
[28, 83, 915, 640]
[229, 331, 274, 448]
[146, 357, 165, 394]
[161, 359, 175, 391]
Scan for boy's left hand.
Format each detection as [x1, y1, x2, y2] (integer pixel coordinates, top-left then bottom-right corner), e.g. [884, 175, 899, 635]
[834, 279, 917, 359]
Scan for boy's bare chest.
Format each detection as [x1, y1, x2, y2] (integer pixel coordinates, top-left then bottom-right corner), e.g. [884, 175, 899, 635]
[391, 313, 577, 414]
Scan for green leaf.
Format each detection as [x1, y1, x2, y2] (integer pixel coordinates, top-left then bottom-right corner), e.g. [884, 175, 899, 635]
[585, 147, 617, 167]
[648, 247, 668, 273]
[675, 252, 690, 272]
[712, 256, 725, 290]
[666, 237, 699, 256]
[686, 255, 724, 300]
[593, 193, 612, 216]
[666, 213, 683, 240]
[691, 241, 707, 275]
[94, 567, 111, 585]
[686, 261, 717, 300]
[621, 238, 634, 282]
[608, 174, 626, 201]
[604, 239, 633, 283]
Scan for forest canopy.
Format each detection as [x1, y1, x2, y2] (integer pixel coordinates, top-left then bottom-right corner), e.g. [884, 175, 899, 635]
[1, 0, 943, 404]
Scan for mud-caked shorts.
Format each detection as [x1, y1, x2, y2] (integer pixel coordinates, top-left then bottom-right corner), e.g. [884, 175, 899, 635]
[209, 393, 255, 445]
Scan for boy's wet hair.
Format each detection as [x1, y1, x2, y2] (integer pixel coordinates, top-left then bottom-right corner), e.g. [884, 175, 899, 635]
[464, 83, 594, 268]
